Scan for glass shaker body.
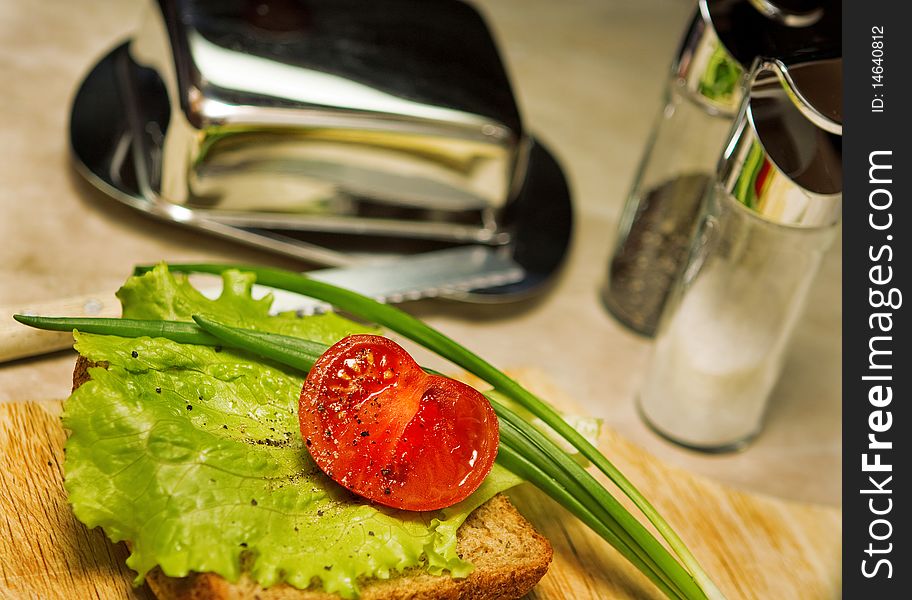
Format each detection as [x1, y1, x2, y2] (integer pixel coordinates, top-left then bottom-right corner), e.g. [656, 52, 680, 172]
[638, 184, 838, 451]
[602, 13, 743, 337]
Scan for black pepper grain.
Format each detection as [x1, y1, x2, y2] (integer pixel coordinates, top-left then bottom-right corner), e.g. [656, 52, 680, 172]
[603, 173, 710, 336]
[131, 350, 138, 358]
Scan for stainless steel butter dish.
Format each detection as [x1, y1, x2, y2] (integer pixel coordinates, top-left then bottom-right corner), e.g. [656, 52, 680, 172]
[70, 0, 573, 300]
[131, 0, 524, 241]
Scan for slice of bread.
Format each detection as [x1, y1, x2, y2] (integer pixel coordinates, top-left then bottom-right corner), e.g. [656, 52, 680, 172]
[72, 357, 552, 600]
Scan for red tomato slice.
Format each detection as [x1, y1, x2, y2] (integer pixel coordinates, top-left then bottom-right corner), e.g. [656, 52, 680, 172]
[298, 334, 499, 511]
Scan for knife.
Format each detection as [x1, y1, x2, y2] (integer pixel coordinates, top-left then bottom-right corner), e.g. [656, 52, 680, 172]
[0, 246, 524, 363]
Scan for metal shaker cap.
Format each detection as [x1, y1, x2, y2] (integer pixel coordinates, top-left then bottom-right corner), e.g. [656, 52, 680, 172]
[746, 0, 825, 27]
[717, 57, 842, 228]
[673, 0, 840, 115]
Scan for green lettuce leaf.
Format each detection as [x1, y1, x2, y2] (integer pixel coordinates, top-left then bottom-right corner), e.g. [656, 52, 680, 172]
[63, 265, 521, 598]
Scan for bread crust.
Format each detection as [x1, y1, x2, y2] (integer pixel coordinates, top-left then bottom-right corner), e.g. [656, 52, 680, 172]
[72, 357, 552, 600]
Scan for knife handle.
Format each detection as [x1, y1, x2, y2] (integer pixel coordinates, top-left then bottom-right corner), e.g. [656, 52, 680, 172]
[0, 293, 120, 363]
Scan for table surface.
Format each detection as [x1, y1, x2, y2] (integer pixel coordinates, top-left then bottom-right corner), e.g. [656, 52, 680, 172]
[0, 0, 840, 507]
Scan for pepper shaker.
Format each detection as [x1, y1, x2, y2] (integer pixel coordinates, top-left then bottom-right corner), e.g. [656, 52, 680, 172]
[601, 0, 840, 336]
[638, 57, 842, 451]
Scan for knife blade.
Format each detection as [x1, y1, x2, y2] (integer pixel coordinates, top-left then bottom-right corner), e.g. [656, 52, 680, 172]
[0, 246, 524, 363]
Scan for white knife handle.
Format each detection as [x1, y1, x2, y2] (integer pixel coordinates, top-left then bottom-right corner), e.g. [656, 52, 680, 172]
[0, 293, 120, 362]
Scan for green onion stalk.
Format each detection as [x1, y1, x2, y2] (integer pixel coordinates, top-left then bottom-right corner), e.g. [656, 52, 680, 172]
[15, 265, 725, 600]
[17, 314, 705, 599]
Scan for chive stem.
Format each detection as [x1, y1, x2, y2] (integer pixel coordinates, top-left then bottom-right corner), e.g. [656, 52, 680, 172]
[18, 269, 723, 599]
[494, 443, 687, 600]
[491, 397, 705, 600]
[17, 313, 706, 598]
[12, 315, 219, 346]
[140, 262, 722, 599]
[495, 419, 695, 600]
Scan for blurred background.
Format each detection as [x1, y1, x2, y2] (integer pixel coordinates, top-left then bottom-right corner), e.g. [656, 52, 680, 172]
[0, 0, 840, 506]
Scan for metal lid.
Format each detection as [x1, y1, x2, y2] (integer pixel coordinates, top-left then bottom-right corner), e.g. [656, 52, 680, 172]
[673, 0, 840, 115]
[126, 0, 528, 244]
[707, 0, 840, 66]
[746, 0, 824, 27]
[672, 6, 745, 115]
[717, 57, 842, 227]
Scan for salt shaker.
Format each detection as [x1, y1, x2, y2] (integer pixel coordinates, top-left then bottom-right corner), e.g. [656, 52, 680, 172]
[638, 57, 841, 451]
[601, 0, 840, 336]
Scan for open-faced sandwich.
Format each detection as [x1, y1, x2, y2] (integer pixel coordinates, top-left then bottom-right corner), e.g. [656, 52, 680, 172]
[18, 263, 724, 600]
[64, 266, 550, 599]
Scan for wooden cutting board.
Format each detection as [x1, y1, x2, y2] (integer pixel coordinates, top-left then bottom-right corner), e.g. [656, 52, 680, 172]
[0, 371, 840, 599]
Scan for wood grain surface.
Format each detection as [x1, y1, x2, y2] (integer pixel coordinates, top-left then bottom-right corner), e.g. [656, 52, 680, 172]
[0, 402, 153, 599]
[0, 372, 839, 600]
